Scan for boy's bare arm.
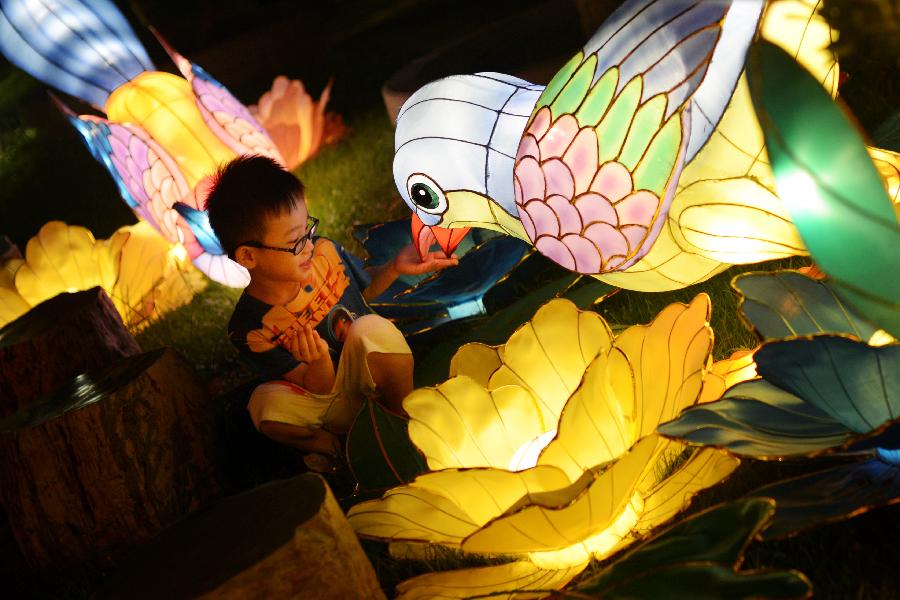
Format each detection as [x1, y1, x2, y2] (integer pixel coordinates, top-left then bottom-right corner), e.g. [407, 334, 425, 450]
[362, 243, 458, 301]
[281, 325, 335, 394]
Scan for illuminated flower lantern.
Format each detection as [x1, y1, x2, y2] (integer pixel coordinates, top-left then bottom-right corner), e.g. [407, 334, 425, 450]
[0, 0, 291, 287]
[349, 295, 744, 598]
[393, 0, 899, 292]
[0, 220, 198, 329]
[250, 76, 348, 170]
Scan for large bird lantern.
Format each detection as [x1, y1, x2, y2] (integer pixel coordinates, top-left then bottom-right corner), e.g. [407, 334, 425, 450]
[0, 0, 288, 286]
[394, 0, 898, 292]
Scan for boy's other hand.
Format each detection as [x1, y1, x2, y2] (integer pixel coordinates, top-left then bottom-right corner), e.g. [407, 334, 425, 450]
[283, 324, 329, 363]
[391, 243, 459, 276]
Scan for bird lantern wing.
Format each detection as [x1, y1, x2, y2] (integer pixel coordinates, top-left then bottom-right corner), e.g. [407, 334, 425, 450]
[152, 30, 286, 165]
[54, 96, 203, 254]
[514, 0, 763, 275]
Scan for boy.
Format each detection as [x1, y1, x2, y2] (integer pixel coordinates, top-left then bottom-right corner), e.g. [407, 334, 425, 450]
[205, 155, 457, 461]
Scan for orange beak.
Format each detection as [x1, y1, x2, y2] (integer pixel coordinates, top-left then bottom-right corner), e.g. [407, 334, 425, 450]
[411, 213, 470, 261]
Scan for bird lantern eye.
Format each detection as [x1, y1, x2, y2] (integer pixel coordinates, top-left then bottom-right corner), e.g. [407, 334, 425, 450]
[407, 174, 447, 215]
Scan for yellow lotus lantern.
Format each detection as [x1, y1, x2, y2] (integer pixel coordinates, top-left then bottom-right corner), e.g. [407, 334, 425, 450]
[0, 221, 201, 330]
[349, 295, 743, 598]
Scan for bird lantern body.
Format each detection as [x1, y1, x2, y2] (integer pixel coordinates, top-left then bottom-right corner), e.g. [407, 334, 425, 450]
[393, 0, 896, 292]
[0, 0, 287, 287]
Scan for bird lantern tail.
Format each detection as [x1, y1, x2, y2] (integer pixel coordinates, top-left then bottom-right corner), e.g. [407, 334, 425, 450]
[0, 0, 154, 109]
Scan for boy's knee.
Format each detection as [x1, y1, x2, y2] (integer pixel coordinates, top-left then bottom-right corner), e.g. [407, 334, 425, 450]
[344, 314, 406, 350]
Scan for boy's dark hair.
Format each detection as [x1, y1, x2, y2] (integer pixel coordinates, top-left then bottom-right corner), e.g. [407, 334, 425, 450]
[204, 155, 305, 257]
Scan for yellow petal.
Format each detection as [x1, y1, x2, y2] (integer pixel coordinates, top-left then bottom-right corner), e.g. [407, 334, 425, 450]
[867, 146, 900, 206]
[700, 348, 759, 404]
[612, 294, 714, 438]
[0, 258, 29, 327]
[1, 257, 23, 289]
[411, 465, 572, 526]
[538, 354, 633, 480]
[635, 447, 739, 537]
[488, 299, 613, 424]
[0, 287, 30, 328]
[15, 222, 107, 305]
[462, 436, 659, 554]
[449, 341, 503, 386]
[406, 377, 550, 470]
[347, 485, 478, 546]
[396, 561, 587, 600]
[111, 221, 199, 328]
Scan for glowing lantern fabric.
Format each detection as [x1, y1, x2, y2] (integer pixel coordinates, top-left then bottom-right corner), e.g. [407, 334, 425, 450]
[250, 77, 348, 170]
[0, 0, 288, 287]
[348, 295, 741, 597]
[748, 40, 900, 338]
[0, 221, 199, 330]
[391, 0, 895, 291]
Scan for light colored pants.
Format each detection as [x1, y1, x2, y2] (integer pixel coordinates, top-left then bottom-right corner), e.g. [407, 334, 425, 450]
[247, 314, 410, 433]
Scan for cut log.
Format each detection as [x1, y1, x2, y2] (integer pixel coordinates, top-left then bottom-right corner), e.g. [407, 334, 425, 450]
[103, 474, 386, 600]
[0, 287, 140, 416]
[0, 348, 222, 570]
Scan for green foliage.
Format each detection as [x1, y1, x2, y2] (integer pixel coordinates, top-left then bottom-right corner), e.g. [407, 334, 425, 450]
[296, 110, 408, 256]
[134, 279, 246, 383]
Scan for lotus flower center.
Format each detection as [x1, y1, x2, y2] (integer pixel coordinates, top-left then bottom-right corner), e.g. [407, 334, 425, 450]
[508, 430, 557, 471]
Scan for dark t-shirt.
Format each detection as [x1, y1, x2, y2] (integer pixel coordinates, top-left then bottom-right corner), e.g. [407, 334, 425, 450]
[228, 237, 372, 380]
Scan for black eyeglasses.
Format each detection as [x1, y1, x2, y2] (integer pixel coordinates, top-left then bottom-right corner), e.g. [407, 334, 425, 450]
[238, 217, 319, 256]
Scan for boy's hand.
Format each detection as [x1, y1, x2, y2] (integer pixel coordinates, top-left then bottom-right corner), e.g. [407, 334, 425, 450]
[283, 324, 330, 363]
[391, 243, 459, 276]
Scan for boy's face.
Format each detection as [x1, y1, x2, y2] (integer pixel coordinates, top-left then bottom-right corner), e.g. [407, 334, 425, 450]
[242, 199, 315, 282]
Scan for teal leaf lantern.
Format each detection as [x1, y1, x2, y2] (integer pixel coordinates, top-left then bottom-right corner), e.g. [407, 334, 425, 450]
[733, 270, 881, 343]
[657, 379, 851, 458]
[661, 336, 898, 455]
[750, 456, 900, 540]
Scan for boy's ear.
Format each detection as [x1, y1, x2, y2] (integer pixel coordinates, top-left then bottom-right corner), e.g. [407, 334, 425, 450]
[233, 245, 256, 269]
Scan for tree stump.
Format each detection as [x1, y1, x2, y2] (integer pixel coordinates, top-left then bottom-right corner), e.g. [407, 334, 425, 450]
[0, 287, 140, 416]
[0, 348, 222, 570]
[102, 474, 386, 599]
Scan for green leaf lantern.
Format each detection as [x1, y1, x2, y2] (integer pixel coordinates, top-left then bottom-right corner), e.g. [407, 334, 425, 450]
[345, 399, 428, 492]
[748, 40, 900, 337]
[574, 498, 811, 599]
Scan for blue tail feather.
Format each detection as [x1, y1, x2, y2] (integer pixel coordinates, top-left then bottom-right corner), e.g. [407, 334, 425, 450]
[0, 0, 153, 108]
